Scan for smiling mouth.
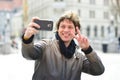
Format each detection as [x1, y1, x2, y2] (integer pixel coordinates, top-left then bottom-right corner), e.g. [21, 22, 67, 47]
[63, 33, 70, 36]
[62, 33, 71, 38]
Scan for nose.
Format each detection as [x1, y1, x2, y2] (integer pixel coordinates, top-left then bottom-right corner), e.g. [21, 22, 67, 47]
[64, 27, 69, 32]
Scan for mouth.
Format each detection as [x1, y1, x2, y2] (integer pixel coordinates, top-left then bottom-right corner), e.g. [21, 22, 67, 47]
[62, 32, 71, 37]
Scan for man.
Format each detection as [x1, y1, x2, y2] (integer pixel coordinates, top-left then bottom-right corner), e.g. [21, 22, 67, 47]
[21, 11, 105, 80]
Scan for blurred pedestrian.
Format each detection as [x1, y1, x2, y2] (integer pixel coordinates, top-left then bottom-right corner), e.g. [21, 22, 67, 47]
[21, 11, 105, 80]
[11, 39, 18, 49]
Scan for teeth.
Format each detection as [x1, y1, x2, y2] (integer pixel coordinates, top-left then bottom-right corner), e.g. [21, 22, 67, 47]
[62, 32, 70, 37]
[64, 34, 69, 37]
[64, 34, 68, 35]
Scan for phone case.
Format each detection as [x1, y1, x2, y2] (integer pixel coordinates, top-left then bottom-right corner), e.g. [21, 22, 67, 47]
[34, 19, 53, 31]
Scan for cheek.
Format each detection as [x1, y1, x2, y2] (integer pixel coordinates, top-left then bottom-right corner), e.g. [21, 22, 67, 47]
[57, 28, 63, 33]
[70, 30, 76, 34]
[57, 30, 62, 36]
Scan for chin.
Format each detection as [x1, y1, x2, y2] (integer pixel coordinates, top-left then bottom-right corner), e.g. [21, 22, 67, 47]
[62, 38, 71, 42]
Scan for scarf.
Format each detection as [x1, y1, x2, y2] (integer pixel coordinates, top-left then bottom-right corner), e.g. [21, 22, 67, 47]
[55, 32, 76, 59]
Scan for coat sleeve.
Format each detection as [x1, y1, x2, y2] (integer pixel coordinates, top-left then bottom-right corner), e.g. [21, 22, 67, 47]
[21, 40, 46, 60]
[82, 51, 105, 75]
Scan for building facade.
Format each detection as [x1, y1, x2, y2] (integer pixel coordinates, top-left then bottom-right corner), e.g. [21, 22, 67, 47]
[0, 0, 22, 46]
[25, 0, 119, 53]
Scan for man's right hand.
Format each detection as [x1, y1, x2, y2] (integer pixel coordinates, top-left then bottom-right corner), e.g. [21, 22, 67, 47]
[23, 17, 40, 40]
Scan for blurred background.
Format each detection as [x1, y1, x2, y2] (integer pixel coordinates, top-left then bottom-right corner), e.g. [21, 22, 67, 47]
[0, 0, 120, 80]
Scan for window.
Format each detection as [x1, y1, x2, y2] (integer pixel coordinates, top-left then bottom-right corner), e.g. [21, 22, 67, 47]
[78, 0, 81, 3]
[87, 26, 90, 37]
[101, 26, 104, 37]
[89, 0, 95, 5]
[104, 0, 109, 6]
[104, 12, 109, 19]
[115, 27, 118, 37]
[89, 10, 95, 18]
[54, 0, 63, 1]
[107, 26, 110, 33]
[94, 26, 97, 37]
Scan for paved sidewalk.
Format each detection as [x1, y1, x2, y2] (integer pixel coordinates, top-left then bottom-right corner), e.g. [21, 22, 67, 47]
[82, 50, 120, 80]
[0, 44, 120, 80]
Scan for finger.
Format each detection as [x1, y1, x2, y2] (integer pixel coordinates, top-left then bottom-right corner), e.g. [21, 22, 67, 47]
[83, 37, 87, 43]
[83, 37, 89, 44]
[28, 27, 39, 35]
[31, 16, 40, 22]
[70, 31, 76, 38]
[76, 27, 82, 38]
[84, 40, 90, 49]
[32, 22, 40, 29]
[32, 28, 39, 34]
[29, 22, 40, 29]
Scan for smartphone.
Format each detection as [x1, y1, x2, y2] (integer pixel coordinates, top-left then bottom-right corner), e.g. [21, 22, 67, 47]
[34, 19, 53, 31]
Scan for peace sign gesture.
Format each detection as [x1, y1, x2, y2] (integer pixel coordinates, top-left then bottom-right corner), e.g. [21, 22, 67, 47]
[73, 27, 90, 50]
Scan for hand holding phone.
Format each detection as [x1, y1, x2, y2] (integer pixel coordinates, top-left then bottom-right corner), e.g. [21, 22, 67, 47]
[34, 19, 53, 31]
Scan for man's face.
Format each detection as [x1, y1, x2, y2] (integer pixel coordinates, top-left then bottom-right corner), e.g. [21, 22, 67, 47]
[57, 19, 76, 43]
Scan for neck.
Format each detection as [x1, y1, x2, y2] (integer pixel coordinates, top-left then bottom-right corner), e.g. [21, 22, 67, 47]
[64, 41, 71, 47]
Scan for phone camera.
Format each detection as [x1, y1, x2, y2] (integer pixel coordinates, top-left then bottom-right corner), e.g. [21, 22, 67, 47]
[47, 24, 52, 27]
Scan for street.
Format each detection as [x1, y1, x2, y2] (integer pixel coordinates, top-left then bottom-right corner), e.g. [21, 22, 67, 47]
[0, 43, 120, 80]
[0, 49, 34, 80]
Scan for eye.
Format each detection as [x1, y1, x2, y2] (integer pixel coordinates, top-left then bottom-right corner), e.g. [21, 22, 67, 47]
[60, 25, 65, 29]
[68, 26, 74, 29]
